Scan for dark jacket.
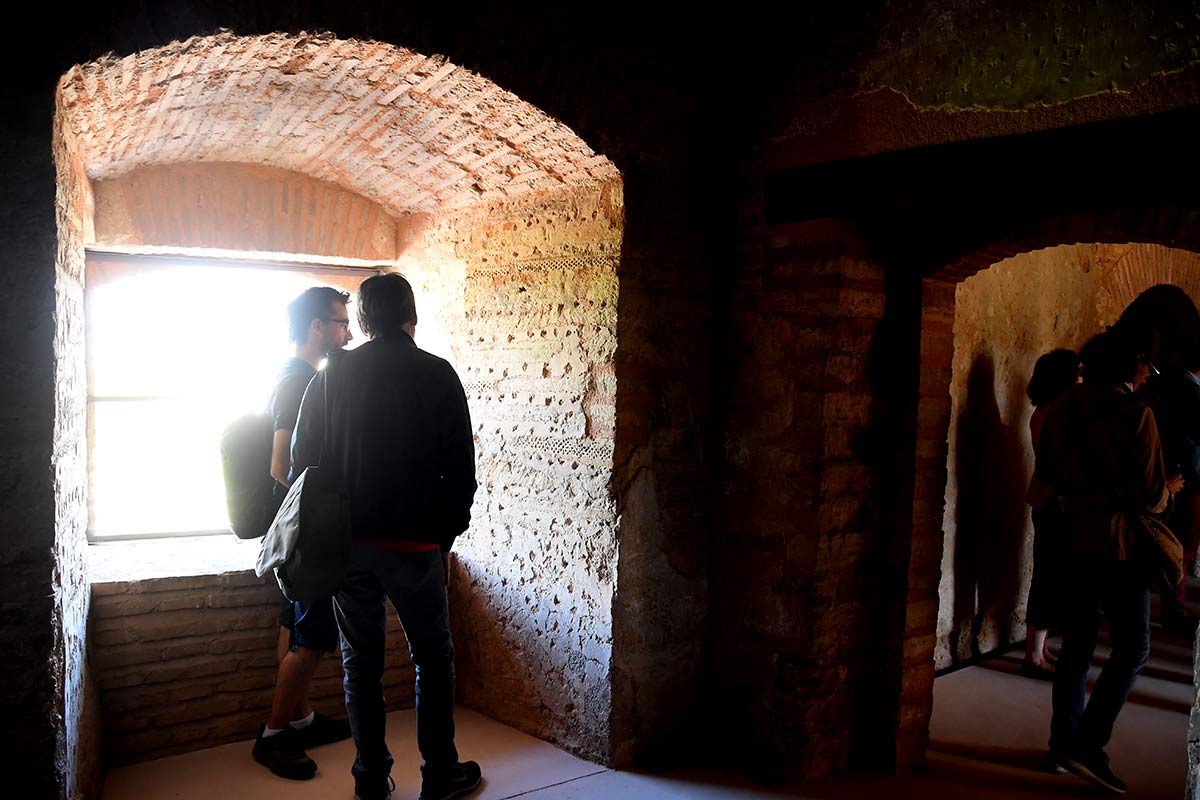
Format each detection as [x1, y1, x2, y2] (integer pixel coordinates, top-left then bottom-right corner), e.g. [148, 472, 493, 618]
[291, 332, 477, 549]
[1153, 367, 1200, 488]
[1035, 381, 1169, 560]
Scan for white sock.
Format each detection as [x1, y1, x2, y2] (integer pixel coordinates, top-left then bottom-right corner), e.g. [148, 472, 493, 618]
[263, 726, 286, 738]
[290, 712, 316, 730]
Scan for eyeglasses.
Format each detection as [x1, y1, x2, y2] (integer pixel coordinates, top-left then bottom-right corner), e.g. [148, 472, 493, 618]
[323, 318, 351, 328]
[1136, 355, 1160, 376]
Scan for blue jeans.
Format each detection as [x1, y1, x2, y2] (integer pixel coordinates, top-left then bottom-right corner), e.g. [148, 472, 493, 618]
[333, 544, 458, 783]
[1049, 559, 1151, 754]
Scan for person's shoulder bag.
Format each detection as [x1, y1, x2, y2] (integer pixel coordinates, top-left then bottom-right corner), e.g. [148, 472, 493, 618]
[255, 356, 352, 602]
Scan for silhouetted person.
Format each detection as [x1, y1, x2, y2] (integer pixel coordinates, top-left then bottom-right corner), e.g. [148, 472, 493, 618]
[1152, 343, 1200, 632]
[292, 273, 479, 800]
[1021, 348, 1080, 679]
[1035, 327, 1182, 794]
[252, 286, 353, 779]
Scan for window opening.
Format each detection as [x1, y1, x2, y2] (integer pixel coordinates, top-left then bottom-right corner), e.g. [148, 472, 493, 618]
[86, 251, 373, 541]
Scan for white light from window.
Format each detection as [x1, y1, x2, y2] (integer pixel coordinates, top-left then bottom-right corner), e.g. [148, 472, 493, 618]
[89, 264, 362, 538]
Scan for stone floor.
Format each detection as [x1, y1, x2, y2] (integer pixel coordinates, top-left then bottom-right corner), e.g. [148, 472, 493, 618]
[101, 627, 1193, 800]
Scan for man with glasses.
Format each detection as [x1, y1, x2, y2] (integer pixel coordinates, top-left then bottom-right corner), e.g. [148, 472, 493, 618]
[252, 286, 354, 780]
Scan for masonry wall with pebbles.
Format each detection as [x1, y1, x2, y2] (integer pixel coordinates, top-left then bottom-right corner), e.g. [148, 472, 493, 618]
[395, 179, 622, 761]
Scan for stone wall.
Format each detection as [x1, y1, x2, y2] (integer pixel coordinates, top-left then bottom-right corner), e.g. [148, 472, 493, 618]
[715, 217, 894, 780]
[937, 243, 1200, 669]
[764, 2, 1200, 170]
[92, 163, 399, 261]
[395, 179, 622, 762]
[3, 82, 78, 798]
[52, 90, 102, 799]
[91, 571, 414, 764]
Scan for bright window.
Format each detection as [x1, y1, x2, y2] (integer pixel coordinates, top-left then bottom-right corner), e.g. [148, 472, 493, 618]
[86, 254, 368, 540]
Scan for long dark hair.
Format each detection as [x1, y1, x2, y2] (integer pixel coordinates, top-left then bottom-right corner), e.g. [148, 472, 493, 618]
[357, 272, 417, 339]
[1027, 349, 1080, 407]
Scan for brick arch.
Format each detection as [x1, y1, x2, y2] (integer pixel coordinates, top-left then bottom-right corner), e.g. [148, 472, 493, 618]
[896, 209, 1200, 767]
[1096, 244, 1200, 324]
[929, 203, 1200, 286]
[57, 30, 619, 218]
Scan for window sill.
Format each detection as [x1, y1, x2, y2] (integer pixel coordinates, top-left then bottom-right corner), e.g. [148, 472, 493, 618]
[87, 534, 260, 584]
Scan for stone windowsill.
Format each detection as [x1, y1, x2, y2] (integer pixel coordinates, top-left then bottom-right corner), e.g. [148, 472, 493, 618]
[87, 534, 261, 585]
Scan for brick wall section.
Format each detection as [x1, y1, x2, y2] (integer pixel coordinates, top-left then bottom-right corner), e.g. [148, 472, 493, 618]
[91, 571, 416, 765]
[715, 218, 896, 780]
[396, 179, 622, 762]
[92, 163, 398, 260]
[901, 277, 957, 768]
[58, 32, 619, 219]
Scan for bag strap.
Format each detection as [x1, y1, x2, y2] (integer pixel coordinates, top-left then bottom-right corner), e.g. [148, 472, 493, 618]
[318, 353, 336, 469]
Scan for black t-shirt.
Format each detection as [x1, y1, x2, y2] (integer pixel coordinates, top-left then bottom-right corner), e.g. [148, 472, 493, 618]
[266, 358, 316, 495]
[268, 357, 317, 433]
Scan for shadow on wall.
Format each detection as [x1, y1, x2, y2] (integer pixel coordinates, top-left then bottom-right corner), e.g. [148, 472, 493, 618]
[947, 353, 1029, 661]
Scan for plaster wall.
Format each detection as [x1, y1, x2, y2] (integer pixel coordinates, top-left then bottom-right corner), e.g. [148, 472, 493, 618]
[91, 163, 399, 261]
[937, 243, 1200, 669]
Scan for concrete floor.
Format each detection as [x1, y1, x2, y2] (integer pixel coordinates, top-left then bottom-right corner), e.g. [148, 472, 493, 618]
[101, 629, 1193, 800]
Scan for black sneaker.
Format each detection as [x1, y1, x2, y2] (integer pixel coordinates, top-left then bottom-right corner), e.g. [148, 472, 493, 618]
[419, 760, 482, 800]
[1062, 749, 1126, 794]
[292, 711, 352, 749]
[354, 774, 395, 800]
[251, 726, 317, 780]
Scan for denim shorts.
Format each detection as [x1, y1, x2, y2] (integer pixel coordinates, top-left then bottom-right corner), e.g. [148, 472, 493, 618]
[278, 592, 338, 653]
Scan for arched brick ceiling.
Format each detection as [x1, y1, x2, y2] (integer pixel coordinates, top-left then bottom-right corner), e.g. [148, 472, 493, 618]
[57, 31, 619, 217]
[1096, 243, 1200, 326]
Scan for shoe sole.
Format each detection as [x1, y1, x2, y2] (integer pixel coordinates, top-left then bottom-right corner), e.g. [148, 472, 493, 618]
[252, 751, 317, 781]
[1061, 756, 1125, 794]
[420, 774, 482, 800]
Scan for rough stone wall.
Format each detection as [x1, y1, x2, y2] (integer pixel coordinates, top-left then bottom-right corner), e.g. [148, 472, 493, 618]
[0, 76, 64, 795]
[91, 572, 414, 764]
[715, 217, 894, 780]
[395, 180, 622, 762]
[52, 92, 102, 799]
[937, 243, 1200, 669]
[92, 163, 398, 260]
[766, 1, 1200, 170]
